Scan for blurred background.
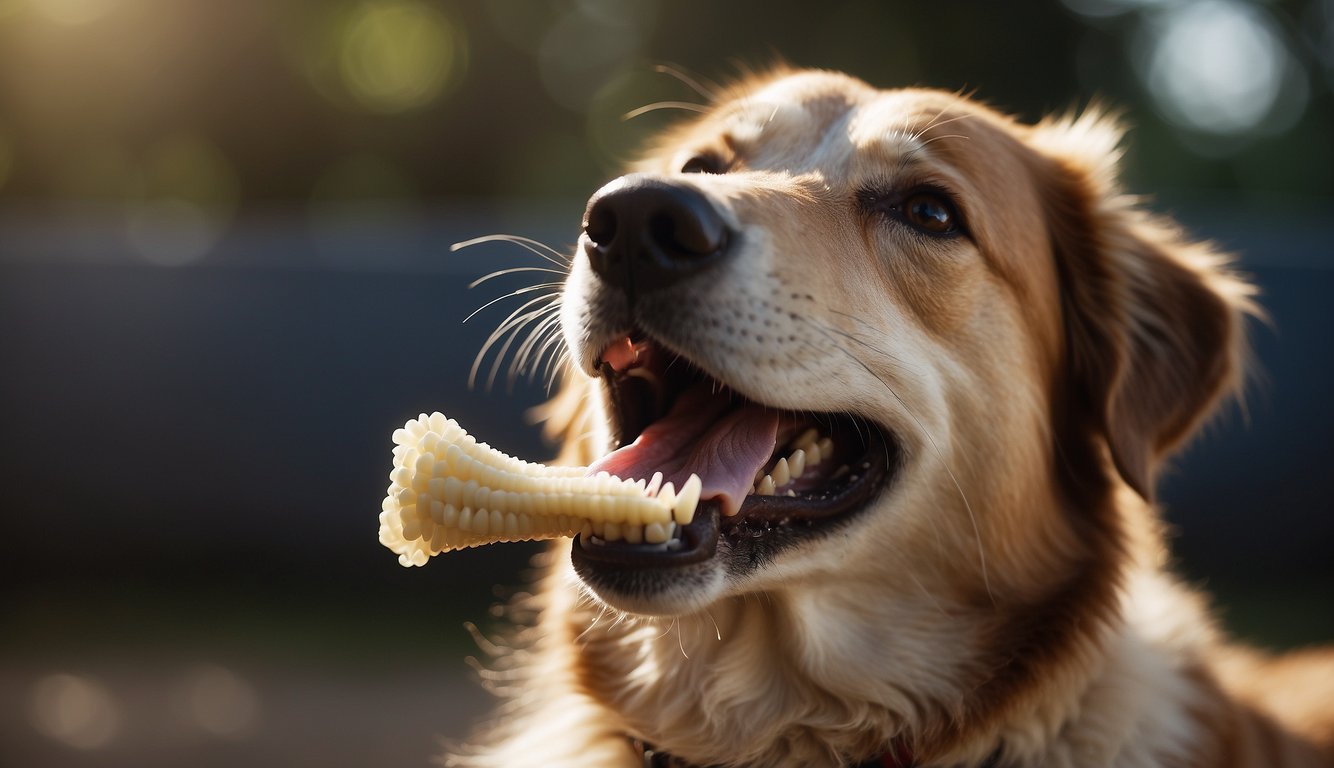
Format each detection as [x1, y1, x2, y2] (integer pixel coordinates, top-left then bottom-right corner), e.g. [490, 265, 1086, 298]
[0, 0, 1331, 765]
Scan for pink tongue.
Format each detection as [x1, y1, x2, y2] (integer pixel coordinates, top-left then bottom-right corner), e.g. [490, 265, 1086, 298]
[586, 384, 778, 517]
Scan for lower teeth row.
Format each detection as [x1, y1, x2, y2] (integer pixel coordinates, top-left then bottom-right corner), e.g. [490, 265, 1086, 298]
[751, 428, 835, 495]
[585, 519, 679, 545]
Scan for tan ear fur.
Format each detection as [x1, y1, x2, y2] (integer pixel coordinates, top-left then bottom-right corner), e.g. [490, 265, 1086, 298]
[1030, 113, 1257, 499]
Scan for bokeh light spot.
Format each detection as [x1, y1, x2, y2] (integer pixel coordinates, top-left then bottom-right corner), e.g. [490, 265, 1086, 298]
[126, 135, 239, 266]
[1138, 1, 1304, 137]
[538, 0, 655, 112]
[184, 664, 260, 738]
[126, 198, 217, 266]
[338, 0, 462, 113]
[28, 673, 120, 750]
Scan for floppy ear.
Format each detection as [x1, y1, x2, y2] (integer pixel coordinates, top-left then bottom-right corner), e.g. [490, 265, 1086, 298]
[1029, 113, 1257, 500]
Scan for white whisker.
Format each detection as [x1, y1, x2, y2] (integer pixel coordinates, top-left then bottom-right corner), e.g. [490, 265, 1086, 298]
[674, 618, 690, 660]
[509, 313, 564, 385]
[918, 133, 972, 148]
[910, 112, 974, 141]
[483, 306, 563, 392]
[539, 344, 571, 394]
[703, 609, 722, 641]
[532, 325, 572, 388]
[482, 310, 561, 391]
[623, 101, 710, 121]
[469, 266, 567, 290]
[452, 234, 571, 268]
[463, 283, 562, 324]
[471, 296, 561, 389]
[653, 63, 718, 101]
[466, 282, 560, 324]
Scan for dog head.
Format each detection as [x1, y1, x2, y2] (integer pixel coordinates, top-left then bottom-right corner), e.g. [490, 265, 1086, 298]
[554, 68, 1253, 619]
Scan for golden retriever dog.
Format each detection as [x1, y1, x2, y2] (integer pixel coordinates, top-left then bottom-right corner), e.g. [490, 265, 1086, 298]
[450, 69, 1334, 767]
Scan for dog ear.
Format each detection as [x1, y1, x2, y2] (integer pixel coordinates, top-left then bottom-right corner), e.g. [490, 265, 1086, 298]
[1029, 113, 1256, 500]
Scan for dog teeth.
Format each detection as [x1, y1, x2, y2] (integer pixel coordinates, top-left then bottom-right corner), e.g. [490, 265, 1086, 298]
[794, 428, 819, 450]
[658, 481, 676, 511]
[584, 519, 682, 546]
[789, 449, 806, 478]
[644, 522, 670, 544]
[749, 434, 834, 495]
[673, 474, 703, 523]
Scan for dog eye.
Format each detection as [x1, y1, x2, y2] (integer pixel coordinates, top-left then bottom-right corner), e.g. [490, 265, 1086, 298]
[680, 153, 726, 174]
[860, 187, 964, 238]
[899, 192, 959, 235]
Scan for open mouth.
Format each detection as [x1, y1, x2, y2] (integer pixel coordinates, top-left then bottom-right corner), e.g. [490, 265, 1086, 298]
[572, 334, 900, 575]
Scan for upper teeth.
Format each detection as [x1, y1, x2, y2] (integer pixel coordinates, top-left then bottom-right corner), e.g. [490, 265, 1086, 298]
[751, 431, 836, 495]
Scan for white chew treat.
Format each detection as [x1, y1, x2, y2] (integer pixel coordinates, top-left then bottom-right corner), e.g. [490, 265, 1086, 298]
[378, 412, 704, 566]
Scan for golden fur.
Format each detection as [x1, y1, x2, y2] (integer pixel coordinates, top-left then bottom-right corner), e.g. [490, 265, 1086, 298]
[450, 69, 1334, 767]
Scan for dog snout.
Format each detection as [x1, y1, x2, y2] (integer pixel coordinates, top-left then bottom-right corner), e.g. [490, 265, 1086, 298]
[582, 174, 731, 296]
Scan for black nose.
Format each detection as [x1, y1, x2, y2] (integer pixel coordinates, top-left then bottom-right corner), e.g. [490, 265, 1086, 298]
[582, 174, 731, 297]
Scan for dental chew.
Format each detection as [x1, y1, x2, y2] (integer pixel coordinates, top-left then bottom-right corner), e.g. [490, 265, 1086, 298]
[378, 412, 703, 566]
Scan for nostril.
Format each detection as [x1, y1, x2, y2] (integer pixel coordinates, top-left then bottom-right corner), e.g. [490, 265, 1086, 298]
[585, 205, 618, 247]
[649, 206, 726, 257]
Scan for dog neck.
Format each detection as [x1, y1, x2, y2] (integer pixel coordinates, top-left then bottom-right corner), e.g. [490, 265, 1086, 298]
[630, 736, 938, 767]
[556, 488, 1218, 767]
[567, 570, 1040, 765]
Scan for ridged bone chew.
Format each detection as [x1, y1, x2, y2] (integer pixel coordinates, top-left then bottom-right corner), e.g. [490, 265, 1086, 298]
[379, 412, 703, 567]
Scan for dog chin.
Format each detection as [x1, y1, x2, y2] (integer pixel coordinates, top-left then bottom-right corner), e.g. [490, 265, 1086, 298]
[572, 553, 727, 617]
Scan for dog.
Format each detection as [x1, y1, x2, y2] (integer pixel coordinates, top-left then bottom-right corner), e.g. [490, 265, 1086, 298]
[448, 68, 1334, 767]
